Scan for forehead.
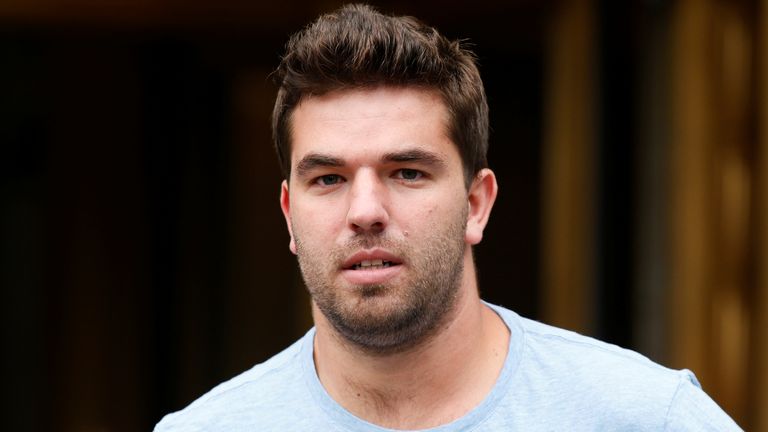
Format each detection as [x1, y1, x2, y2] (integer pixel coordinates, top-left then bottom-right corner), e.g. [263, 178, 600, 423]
[289, 86, 455, 166]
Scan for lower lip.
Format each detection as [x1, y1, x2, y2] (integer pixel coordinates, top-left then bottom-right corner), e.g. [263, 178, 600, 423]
[341, 265, 403, 285]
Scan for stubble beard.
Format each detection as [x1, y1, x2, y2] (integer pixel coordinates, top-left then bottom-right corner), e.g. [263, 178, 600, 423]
[294, 212, 468, 355]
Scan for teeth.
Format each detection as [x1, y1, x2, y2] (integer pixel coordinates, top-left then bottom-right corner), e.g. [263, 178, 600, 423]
[352, 260, 393, 270]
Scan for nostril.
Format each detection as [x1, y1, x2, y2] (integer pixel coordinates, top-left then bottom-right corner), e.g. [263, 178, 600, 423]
[351, 221, 385, 234]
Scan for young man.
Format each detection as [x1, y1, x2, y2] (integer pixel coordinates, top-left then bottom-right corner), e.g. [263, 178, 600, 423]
[156, 4, 740, 430]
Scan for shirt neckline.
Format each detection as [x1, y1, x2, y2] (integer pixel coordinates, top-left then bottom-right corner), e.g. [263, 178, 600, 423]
[300, 302, 525, 432]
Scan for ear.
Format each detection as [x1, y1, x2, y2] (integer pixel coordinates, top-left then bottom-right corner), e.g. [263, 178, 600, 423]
[280, 180, 298, 255]
[465, 168, 498, 245]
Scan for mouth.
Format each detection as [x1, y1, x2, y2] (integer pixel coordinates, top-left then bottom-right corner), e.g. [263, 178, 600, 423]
[350, 259, 396, 270]
[341, 255, 403, 285]
[341, 249, 403, 273]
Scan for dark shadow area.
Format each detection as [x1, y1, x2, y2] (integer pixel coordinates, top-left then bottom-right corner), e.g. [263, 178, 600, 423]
[0, 2, 644, 430]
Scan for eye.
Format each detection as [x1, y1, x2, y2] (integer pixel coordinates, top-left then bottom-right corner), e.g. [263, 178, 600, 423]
[396, 169, 423, 181]
[315, 174, 344, 186]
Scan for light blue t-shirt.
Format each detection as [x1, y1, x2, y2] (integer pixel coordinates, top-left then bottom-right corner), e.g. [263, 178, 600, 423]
[155, 303, 741, 431]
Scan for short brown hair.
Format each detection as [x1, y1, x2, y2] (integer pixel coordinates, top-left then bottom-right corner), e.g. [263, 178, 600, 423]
[272, 4, 489, 186]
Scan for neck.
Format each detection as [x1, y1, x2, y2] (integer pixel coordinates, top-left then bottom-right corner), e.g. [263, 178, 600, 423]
[311, 252, 510, 430]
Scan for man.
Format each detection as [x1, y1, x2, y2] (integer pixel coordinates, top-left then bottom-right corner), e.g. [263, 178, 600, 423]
[156, 4, 740, 430]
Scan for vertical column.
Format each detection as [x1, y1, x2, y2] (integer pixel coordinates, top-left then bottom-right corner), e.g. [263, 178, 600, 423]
[753, 1, 768, 429]
[710, 2, 752, 422]
[667, 0, 715, 385]
[668, 0, 754, 424]
[633, 2, 672, 364]
[541, 0, 597, 334]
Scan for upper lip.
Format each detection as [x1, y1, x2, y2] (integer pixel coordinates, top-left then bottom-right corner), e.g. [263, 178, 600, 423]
[342, 249, 403, 269]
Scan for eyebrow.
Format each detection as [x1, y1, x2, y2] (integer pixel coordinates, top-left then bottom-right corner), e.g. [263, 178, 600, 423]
[295, 153, 344, 177]
[381, 149, 447, 168]
[294, 148, 447, 178]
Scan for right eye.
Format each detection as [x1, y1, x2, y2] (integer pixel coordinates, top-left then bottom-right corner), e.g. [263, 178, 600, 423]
[315, 174, 344, 186]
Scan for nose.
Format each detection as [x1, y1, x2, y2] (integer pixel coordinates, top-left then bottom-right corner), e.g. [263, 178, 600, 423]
[346, 170, 389, 234]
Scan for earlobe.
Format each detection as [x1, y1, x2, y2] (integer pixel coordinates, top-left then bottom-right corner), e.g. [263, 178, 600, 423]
[465, 169, 498, 245]
[280, 180, 298, 255]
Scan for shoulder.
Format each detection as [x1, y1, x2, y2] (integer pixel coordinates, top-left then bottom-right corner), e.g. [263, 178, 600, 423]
[519, 315, 674, 380]
[154, 331, 318, 432]
[493, 304, 679, 389]
[516, 315, 684, 421]
[490, 305, 741, 429]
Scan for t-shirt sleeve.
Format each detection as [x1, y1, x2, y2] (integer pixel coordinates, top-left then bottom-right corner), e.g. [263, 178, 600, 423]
[663, 371, 743, 431]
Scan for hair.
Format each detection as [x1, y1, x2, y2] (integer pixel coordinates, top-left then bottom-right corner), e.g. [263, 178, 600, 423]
[271, 3, 489, 187]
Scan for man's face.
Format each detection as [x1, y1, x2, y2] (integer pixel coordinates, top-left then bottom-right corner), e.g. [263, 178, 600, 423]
[280, 87, 472, 353]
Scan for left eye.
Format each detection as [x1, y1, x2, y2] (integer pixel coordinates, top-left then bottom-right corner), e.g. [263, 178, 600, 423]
[397, 169, 423, 180]
[316, 174, 343, 186]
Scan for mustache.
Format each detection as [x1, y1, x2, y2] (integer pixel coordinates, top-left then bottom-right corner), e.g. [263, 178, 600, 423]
[327, 233, 408, 266]
[292, 229, 408, 265]
[345, 232, 401, 250]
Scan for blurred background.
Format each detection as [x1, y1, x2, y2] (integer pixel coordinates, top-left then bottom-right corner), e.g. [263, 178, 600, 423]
[1, 0, 766, 430]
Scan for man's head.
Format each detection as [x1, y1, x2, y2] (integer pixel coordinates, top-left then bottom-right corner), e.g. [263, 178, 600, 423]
[272, 3, 489, 188]
[274, 5, 497, 354]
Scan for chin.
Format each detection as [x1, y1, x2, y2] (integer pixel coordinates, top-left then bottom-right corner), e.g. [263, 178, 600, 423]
[318, 289, 447, 354]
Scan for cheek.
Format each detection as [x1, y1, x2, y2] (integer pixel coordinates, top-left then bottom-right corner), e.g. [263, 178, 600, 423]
[401, 199, 457, 233]
[291, 201, 343, 240]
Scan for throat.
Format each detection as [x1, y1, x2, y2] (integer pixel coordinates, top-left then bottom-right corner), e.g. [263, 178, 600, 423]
[340, 370, 466, 429]
[313, 301, 510, 430]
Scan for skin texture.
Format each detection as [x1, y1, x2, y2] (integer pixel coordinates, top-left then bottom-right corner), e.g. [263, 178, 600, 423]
[280, 86, 507, 429]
